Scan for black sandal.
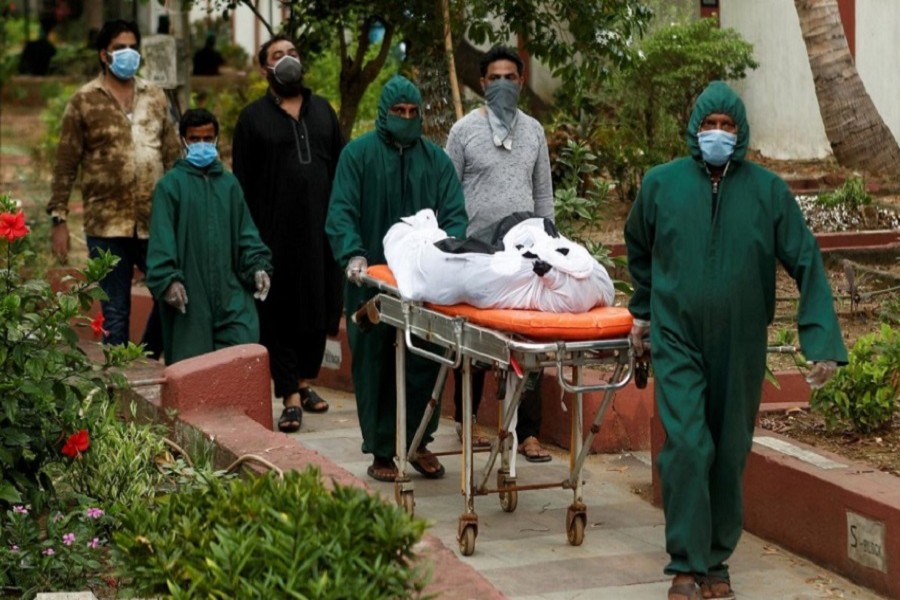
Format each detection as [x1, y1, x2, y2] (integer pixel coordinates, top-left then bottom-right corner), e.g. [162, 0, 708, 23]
[300, 388, 329, 413]
[277, 405, 302, 433]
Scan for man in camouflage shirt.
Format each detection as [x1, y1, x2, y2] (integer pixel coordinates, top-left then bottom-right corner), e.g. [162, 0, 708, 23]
[48, 19, 180, 347]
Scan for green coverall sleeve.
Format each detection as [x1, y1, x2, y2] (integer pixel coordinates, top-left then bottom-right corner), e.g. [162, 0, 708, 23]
[624, 183, 654, 322]
[434, 156, 468, 239]
[773, 181, 848, 364]
[145, 180, 183, 301]
[234, 184, 273, 289]
[325, 148, 366, 268]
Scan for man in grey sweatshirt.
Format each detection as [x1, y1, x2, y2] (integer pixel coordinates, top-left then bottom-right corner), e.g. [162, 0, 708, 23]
[445, 45, 554, 462]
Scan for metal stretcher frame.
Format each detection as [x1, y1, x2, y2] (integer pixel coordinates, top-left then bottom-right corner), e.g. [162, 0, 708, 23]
[359, 270, 638, 556]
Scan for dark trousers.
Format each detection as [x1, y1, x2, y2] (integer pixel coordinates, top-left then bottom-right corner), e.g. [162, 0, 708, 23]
[87, 235, 161, 353]
[452, 366, 542, 440]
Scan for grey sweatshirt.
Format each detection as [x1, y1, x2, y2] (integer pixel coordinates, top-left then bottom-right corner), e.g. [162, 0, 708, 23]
[445, 107, 554, 236]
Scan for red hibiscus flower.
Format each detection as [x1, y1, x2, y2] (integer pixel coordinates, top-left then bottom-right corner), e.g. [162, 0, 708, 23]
[0, 211, 29, 242]
[62, 429, 90, 458]
[90, 313, 108, 339]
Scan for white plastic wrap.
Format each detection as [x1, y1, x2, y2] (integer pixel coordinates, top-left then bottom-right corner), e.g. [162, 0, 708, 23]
[383, 209, 615, 312]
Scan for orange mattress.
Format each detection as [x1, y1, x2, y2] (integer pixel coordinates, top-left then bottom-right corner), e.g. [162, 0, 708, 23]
[367, 264, 633, 341]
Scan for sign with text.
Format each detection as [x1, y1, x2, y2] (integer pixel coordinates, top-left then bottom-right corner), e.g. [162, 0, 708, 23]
[141, 35, 177, 89]
[321, 339, 342, 370]
[847, 511, 887, 572]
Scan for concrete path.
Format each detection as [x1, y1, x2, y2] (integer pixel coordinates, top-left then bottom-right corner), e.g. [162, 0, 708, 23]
[275, 387, 887, 600]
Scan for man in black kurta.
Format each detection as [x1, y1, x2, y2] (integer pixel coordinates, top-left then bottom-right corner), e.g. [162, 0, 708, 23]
[232, 35, 344, 432]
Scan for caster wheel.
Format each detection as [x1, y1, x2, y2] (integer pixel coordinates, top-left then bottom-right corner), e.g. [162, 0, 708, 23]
[566, 512, 585, 546]
[458, 525, 477, 556]
[497, 472, 518, 513]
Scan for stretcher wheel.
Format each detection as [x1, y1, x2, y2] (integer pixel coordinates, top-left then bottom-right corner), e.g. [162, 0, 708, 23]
[566, 512, 586, 546]
[458, 524, 477, 556]
[395, 485, 415, 516]
[497, 472, 517, 513]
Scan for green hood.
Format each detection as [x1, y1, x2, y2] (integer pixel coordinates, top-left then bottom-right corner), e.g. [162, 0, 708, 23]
[686, 80, 750, 163]
[376, 75, 423, 145]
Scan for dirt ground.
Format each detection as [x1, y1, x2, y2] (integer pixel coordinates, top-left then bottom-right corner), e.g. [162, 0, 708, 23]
[3, 99, 899, 478]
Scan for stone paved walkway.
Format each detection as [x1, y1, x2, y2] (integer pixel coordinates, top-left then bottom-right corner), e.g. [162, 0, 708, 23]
[276, 386, 888, 600]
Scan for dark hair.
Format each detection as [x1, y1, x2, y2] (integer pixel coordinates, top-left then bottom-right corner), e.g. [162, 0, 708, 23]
[478, 45, 524, 78]
[95, 19, 141, 69]
[179, 108, 219, 138]
[258, 34, 294, 67]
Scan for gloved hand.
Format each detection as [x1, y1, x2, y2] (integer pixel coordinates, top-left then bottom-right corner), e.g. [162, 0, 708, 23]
[806, 360, 838, 390]
[629, 318, 650, 359]
[346, 256, 368, 285]
[254, 270, 271, 301]
[163, 281, 188, 314]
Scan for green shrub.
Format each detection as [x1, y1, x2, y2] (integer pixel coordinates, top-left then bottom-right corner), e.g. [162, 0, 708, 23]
[552, 17, 758, 204]
[112, 468, 430, 599]
[31, 84, 77, 176]
[810, 324, 900, 433]
[0, 194, 144, 508]
[815, 175, 872, 210]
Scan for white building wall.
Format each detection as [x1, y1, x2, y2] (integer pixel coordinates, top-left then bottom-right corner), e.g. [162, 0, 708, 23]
[720, 0, 831, 159]
[855, 0, 900, 145]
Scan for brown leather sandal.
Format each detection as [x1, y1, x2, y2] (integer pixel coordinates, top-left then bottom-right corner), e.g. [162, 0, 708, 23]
[517, 436, 551, 462]
[668, 581, 701, 600]
[698, 576, 735, 600]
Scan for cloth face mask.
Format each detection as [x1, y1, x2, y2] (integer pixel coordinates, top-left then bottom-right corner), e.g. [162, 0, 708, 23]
[270, 55, 303, 85]
[109, 48, 141, 80]
[698, 129, 737, 167]
[184, 141, 218, 168]
[485, 79, 520, 149]
[385, 114, 422, 147]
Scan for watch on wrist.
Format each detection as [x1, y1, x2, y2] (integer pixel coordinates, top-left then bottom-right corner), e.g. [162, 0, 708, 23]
[51, 216, 66, 226]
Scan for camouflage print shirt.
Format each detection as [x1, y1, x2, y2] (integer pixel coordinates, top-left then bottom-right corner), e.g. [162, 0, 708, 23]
[48, 74, 181, 239]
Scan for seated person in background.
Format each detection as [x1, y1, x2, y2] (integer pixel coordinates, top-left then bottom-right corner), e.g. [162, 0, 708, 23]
[19, 17, 57, 76]
[192, 33, 224, 76]
[146, 108, 272, 364]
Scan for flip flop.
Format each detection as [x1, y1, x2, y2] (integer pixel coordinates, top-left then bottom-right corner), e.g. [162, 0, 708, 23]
[299, 388, 329, 413]
[409, 447, 446, 479]
[277, 405, 302, 433]
[367, 457, 398, 482]
[518, 436, 551, 463]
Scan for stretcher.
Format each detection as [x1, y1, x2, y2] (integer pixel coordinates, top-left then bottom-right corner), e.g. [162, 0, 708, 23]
[358, 265, 638, 556]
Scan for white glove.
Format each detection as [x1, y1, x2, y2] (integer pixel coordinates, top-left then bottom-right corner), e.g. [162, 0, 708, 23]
[254, 270, 271, 301]
[629, 318, 650, 358]
[163, 281, 188, 314]
[806, 360, 838, 390]
[346, 256, 368, 285]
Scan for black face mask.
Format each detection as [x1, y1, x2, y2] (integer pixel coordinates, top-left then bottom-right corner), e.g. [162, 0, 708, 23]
[267, 70, 303, 98]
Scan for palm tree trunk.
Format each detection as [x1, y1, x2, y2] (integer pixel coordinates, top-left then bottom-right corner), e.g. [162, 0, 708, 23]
[794, 0, 900, 176]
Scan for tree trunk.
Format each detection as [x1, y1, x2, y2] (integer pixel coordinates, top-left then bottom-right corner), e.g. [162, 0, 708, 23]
[83, 0, 104, 44]
[794, 0, 900, 176]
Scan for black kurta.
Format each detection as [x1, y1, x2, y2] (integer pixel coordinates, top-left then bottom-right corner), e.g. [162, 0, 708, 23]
[232, 89, 344, 397]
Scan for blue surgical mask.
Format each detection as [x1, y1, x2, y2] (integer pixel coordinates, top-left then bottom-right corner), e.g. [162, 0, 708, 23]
[698, 129, 737, 167]
[108, 48, 141, 80]
[184, 141, 218, 168]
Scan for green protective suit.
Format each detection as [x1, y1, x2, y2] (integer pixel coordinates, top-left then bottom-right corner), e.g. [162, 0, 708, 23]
[625, 81, 847, 579]
[146, 158, 273, 364]
[326, 76, 467, 459]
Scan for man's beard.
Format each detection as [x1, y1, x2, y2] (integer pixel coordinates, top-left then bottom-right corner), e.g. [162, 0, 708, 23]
[267, 72, 303, 98]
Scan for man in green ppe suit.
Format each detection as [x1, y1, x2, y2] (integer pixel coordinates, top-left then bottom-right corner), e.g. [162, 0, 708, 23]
[326, 75, 467, 482]
[625, 81, 847, 600]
